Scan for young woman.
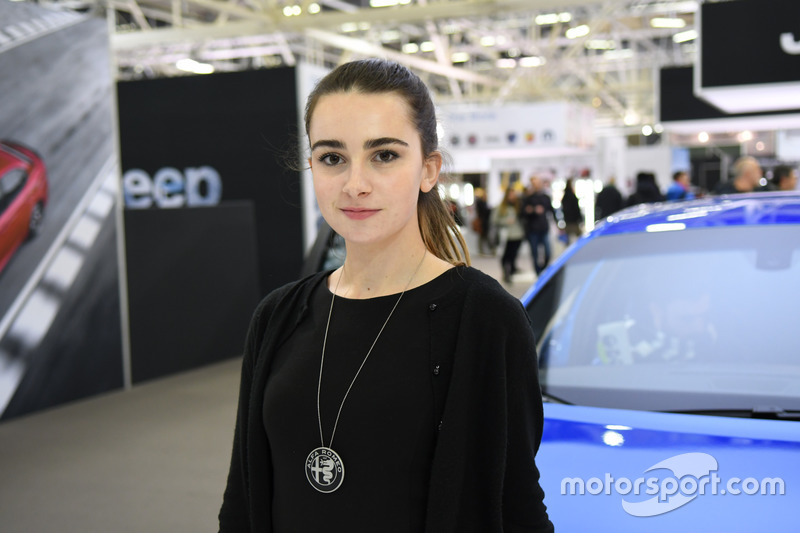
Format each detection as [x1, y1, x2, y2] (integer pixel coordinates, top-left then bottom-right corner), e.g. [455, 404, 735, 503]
[218, 58, 553, 533]
[493, 185, 526, 283]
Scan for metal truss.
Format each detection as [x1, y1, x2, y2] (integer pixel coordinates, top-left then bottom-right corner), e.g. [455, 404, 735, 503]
[47, 0, 701, 128]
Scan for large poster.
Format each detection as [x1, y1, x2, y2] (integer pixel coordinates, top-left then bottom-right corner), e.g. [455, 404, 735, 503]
[117, 67, 304, 383]
[0, 1, 123, 420]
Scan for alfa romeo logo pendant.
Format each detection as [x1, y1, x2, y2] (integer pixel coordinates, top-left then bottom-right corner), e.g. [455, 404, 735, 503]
[305, 447, 345, 493]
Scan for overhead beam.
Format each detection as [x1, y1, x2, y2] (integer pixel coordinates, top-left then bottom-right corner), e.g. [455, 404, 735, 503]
[112, 0, 605, 50]
[304, 28, 503, 87]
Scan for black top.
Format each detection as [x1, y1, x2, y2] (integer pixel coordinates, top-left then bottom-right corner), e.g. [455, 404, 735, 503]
[263, 269, 464, 532]
[219, 266, 553, 533]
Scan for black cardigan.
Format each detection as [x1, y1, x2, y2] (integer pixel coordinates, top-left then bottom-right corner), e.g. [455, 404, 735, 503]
[218, 267, 554, 532]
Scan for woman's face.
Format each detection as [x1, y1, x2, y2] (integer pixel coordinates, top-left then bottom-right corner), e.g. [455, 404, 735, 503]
[308, 91, 440, 249]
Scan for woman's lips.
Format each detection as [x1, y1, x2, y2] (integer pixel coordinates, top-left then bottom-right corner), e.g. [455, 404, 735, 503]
[341, 208, 380, 220]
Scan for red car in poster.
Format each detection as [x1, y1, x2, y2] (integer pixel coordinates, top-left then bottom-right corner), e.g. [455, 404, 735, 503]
[0, 140, 48, 275]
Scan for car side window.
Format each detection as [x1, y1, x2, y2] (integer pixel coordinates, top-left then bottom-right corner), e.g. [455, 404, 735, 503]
[0, 168, 28, 213]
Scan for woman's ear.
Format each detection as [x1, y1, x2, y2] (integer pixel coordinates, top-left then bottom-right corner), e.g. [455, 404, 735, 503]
[420, 152, 442, 193]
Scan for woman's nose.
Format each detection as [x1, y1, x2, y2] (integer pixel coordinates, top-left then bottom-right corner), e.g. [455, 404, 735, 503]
[342, 164, 371, 197]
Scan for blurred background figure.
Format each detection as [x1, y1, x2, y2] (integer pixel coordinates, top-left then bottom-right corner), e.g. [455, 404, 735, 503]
[715, 156, 762, 194]
[770, 164, 798, 191]
[521, 175, 557, 276]
[665, 170, 696, 202]
[626, 172, 664, 207]
[560, 178, 583, 244]
[595, 177, 625, 222]
[492, 185, 525, 283]
[472, 187, 495, 256]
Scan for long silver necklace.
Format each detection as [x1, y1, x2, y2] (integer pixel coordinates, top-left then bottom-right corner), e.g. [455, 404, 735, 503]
[305, 250, 427, 494]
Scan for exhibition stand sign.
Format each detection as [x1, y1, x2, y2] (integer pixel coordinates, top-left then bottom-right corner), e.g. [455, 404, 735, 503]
[117, 68, 304, 383]
[696, 0, 800, 113]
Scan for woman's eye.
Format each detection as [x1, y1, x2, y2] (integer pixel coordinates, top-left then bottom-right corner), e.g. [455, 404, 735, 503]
[319, 153, 343, 166]
[375, 150, 398, 163]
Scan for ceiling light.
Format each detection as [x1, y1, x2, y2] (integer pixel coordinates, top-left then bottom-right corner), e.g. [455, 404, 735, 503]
[402, 43, 419, 54]
[650, 17, 686, 29]
[451, 52, 470, 63]
[535, 13, 560, 25]
[381, 30, 401, 42]
[698, 132, 709, 143]
[176, 58, 214, 74]
[480, 36, 497, 47]
[673, 29, 698, 43]
[642, 125, 654, 136]
[308, 3, 320, 14]
[623, 111, 639, 126]
[654, 124, 664, 134]
[420, 41, 435, 52]
[604, 49, 633, 60]
[565, 25, 590, 39]
[340, 22, 359, 32]
[519, 56, 545, 68]
[496, 58, 516, 68]
[738, 131, 754, 142]
[370, 0, 400, 6]
[586, 39, 615, 50]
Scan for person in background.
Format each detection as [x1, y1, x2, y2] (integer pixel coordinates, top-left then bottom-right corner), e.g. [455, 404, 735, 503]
[492, 185, 525, 283]
[521, 175, 557, 276]
[595, 176, 625, 221]
[770, 164, 798, 191]
[473, 187, 495, 256]
[218, 58, 553, 533]
[715, 156, 762, 194]
[560, 178, 583, 244]
[665, 170, 696, 202]
[626, 172, 663, 207]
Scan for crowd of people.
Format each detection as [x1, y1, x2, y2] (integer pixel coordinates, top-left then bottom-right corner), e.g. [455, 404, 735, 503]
[470, 156, 798, 284]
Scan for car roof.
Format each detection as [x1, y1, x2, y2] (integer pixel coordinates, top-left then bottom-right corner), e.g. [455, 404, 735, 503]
[594, 191, 800, 236]
[521, 192, 800, 305]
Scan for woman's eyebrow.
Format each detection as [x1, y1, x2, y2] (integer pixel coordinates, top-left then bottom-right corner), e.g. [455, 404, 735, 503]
[364, 137, 409, 149]
[310, 139, 344, 151]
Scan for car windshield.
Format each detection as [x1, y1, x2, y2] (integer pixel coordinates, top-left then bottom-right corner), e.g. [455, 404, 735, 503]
[526, 224, 800, 413]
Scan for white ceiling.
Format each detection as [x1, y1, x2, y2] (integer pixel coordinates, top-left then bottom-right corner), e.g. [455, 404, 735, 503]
[69, 0, 702, 129]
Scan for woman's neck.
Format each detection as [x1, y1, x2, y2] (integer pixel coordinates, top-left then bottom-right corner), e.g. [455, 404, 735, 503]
[331, 242, 453, 299]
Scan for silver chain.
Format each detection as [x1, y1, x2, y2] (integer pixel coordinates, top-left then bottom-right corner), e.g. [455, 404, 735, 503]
[316, 249, 428, 449]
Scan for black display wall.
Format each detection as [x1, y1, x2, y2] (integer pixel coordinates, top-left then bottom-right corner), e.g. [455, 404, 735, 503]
[117, 67, 304, 383]
[659, 67, 800, 123]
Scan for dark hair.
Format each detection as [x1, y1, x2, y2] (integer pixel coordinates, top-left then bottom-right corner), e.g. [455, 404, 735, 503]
[304, 58, 469, 266]
[672, 170, 687, 181]
[772, 165, 793, 186]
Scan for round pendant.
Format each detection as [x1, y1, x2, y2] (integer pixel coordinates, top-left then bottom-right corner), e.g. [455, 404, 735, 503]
[305, 447, 345, 493]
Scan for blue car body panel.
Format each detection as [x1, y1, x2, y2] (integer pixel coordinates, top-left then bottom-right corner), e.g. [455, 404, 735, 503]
[539, 403, 799, 531]
[522, 193, 800, 530]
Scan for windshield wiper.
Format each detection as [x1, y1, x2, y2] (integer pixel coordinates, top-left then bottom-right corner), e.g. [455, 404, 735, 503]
[541, 390, 572, 404]
[673, 406, 800, 420]
[751, 406, 800, 421]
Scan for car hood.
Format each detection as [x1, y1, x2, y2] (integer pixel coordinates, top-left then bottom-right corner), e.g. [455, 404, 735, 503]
[538, 403, 798, 531]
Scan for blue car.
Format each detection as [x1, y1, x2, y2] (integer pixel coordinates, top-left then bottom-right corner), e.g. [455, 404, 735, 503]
[523, 192, 800, 531]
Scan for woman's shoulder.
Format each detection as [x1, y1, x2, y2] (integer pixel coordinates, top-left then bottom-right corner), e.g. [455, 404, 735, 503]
[459, 267, 525, 310]
[252, 271, 329, 322]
